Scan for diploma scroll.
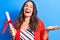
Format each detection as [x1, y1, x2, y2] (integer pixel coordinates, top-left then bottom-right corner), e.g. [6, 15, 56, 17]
[2, 11, 15, 35]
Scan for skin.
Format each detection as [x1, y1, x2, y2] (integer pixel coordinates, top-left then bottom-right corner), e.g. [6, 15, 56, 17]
[43, 26, 60, 40]
[9, 1, 60, 40]
[24, 1, 33, 17]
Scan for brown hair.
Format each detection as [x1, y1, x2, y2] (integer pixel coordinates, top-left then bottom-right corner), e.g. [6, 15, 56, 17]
[14, 0, 39, 31]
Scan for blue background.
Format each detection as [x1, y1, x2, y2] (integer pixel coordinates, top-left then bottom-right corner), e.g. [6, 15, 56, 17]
[0, 0, 60, 40]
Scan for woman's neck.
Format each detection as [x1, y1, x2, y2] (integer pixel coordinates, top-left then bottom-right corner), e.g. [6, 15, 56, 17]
[25, 17, 30, 23]
[20, 17, 30, 30]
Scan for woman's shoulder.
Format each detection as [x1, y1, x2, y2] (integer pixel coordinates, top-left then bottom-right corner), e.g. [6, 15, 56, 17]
[38, 19, 44, 25]
[37, 19, 45, 30]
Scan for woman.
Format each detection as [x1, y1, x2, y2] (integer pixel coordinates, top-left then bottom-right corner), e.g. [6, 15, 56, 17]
[9, 0, 60, 40]
[10, 0, 46, 40]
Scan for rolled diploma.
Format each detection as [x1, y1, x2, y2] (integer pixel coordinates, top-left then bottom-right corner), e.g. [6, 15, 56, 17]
[5, 11, 15, 35]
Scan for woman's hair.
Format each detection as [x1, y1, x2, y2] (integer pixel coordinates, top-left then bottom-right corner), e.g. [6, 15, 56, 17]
[14, 0, 39, 31]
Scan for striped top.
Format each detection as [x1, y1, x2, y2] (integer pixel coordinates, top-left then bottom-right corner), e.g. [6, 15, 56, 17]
[20, 29, 34, 40]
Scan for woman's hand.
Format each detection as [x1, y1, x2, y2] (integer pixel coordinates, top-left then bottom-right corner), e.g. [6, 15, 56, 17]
[43, 26, 60, 40]
[9, 27, 17, 40]
[46, 26, 60, 32]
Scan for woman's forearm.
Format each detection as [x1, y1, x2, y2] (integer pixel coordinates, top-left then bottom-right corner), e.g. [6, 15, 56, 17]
[43, 29, 48, 40]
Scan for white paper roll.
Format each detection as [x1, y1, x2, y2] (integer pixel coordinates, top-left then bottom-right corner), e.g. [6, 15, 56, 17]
[5, 11, 15, 36]
[5, 11, 10, 21]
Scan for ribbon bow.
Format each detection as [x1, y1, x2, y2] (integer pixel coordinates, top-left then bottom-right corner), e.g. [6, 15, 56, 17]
[2, 19, 12, 34]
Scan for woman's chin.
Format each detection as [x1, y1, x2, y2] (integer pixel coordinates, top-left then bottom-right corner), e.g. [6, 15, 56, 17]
[25, 15, 31, 17]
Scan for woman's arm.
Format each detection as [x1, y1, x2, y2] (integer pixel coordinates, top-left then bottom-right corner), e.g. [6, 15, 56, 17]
[43, 26, 60, 40]
[43, 29, 48, 40]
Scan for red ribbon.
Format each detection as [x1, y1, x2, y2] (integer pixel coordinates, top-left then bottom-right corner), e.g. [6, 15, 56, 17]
[2, 19, 12, 34]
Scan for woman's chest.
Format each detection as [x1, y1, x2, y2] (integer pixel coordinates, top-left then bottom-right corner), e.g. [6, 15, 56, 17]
[20, 29, 34, 40]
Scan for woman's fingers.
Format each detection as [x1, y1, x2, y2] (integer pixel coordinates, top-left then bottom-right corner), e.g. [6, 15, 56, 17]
[46, 26, 60, 31]
[9, 28, 17, 37]
[9, 29, 14, 36]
